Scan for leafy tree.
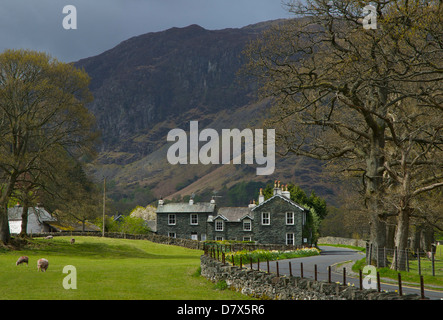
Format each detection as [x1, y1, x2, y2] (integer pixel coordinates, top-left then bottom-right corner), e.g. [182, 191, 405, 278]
[0, 49, 97, 243]
[119, 215, 150, 235]
[98, 215, 150, 235]
[41, 158, 102, 232]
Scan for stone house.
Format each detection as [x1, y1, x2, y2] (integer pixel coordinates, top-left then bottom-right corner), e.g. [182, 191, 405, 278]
[156, 199, 216, 240]
[156, 184, 309, 245]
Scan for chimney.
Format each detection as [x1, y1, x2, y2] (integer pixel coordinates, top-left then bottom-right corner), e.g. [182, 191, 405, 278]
[189, 198, 194, 205]
[273, 180, 282, 196]
[158, 197, 164, 206]
[248, 199, 256, 208]
[282, 185, 291, 199]
[258, 188, 264, 204]
[210, 197, 215, 204]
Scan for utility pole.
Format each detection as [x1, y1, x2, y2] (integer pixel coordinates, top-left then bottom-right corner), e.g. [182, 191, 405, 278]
[102, 177, 106, 237]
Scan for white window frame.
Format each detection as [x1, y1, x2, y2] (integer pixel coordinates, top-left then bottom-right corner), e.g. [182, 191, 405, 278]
[286, 212, 294, 225]
[286, 233, 295, 245]
[261, 212, 270, 225]
[168, 214, 176, 225]
[168, 232, 176, 238]
[215, 236, 224, 241]
[243, 219, 252, 231]
[191, 232, 198, 240]
[243, 236, 252, 242]
[190, 214, 198, 225]
[215, 220, 224, 231]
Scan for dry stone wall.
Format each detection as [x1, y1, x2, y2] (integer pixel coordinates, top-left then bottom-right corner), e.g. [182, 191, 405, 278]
[200, 255, 422, 300]
[318, 236, 367, 248]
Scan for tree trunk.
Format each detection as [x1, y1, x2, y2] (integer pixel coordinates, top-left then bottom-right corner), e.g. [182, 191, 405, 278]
[368, 207, 388, 267]
[391, 206, 410, 271]
[0, 203, 11, 244]
[366, 126, 388, 267]
[19, 202, 29, 238]
[0, 175, 17, 244]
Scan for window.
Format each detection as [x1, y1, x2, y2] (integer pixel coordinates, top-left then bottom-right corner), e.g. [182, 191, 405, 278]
[286, 212, 294, 225]
[168, 232, 176, 238]
[168, 214, 176, 225]
[190, 214, 198, 225]
[243, 236, 252, 242]
[243, 219, 251, 231]
[215, 236, 224, 241]
[191, 232, 198, 240]
[261, 212, 270, 225]
[215, 220, 224, 231]
[286, 233, 294, 245]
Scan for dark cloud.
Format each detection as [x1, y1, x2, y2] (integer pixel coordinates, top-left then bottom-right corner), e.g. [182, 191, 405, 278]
[0, 0, 290, 62]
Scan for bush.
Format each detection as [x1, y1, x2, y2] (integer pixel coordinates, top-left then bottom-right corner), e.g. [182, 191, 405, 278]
[119, 216, 151, 234]
[214, 280, 228, 290]
[96, 215, 150, 234]
[225, 247, 320, 265]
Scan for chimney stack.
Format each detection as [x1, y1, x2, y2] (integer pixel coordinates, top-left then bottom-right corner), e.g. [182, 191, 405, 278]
[282, 185, 291, 199]
[258, 188, 264, 204]
[273, 180, 282, 196]
[158, 197, 164, 206]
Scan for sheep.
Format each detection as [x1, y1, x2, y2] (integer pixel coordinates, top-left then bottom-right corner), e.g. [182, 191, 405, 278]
[70, 238, 75, 244]
[37, 258, 49, 272]
[16, 256, 29, 266]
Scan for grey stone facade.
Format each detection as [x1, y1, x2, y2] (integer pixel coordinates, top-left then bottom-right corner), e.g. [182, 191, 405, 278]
[156, 200, 215, 240]
[156, 186, 309, 245]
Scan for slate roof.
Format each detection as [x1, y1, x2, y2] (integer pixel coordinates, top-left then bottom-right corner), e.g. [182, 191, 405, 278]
[156, 202, 216, 214]
[8, 206, 56, 222]
[215, 207, 253, 222]
[252, 194, 307, 212]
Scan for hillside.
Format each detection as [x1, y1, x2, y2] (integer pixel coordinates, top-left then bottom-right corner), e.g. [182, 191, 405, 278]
[75, 20, 339, 211]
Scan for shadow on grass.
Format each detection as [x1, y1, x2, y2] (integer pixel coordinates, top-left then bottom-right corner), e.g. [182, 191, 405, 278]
[26, 237, 199, 260]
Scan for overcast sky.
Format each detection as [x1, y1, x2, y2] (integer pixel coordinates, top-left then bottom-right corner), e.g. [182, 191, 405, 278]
[0, 0, 291, 62]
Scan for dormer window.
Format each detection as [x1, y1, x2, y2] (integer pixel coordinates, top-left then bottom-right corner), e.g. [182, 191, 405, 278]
[243, 219, 252, 231]
[215, 220, 224, 231]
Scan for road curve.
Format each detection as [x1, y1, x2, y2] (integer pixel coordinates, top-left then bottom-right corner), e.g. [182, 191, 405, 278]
[263, 246, 442, 300]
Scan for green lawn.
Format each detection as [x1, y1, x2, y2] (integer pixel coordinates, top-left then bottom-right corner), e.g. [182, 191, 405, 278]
[0, 236, 252, 300]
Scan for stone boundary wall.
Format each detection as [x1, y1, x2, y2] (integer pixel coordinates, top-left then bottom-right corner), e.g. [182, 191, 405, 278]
[31, 231, 204, 250]
[318, 236, 367, 248]
[32, 231, 309, 252]
[200, 255, 422, 300]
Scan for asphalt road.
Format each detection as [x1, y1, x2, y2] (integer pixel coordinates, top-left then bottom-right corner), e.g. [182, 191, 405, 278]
[261, 246, 443, 300]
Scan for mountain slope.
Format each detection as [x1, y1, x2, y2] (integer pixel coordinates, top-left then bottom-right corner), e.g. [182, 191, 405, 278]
[75, 21, 339, 211]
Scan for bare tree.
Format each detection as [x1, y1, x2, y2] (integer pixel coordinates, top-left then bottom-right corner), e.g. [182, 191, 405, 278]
[243, 0, 443, 266]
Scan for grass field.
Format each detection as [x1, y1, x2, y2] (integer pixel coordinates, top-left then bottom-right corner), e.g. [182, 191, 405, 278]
[0, 236, 252, 300]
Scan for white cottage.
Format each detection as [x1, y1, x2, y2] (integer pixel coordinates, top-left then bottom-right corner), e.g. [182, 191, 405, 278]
[8, 204, 57, 234]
